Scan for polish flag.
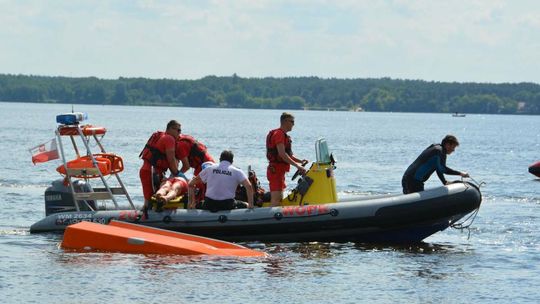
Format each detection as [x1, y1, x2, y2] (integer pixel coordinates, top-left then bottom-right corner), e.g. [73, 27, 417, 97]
[29, 138, 59, 164]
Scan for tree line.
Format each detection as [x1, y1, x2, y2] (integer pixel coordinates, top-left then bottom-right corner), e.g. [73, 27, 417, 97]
[1, 73, 539, 114]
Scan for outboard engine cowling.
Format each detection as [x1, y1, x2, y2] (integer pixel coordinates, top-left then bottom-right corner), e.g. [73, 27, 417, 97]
[44, 179, 96, 215]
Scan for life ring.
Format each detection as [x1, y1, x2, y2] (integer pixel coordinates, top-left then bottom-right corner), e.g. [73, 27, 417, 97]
[58, 125, 107, 136]
[56, 154, 123, 178]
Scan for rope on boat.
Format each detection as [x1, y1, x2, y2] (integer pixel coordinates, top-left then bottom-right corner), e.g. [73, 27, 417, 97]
[138, 209, 337, 225]
[465, 176, 486, 188]
[451, 175, 485, 239]
[450, 207, 480, 239]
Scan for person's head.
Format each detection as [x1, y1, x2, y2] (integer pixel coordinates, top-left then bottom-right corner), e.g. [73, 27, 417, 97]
[166, 120, 181, 137]
[279, 112, 295, 131]
[441, 134, 459, 155]
[219, 150, 234, 163]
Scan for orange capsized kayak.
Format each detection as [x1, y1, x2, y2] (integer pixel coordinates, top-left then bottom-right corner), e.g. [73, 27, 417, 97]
[61, 220, 266, 257]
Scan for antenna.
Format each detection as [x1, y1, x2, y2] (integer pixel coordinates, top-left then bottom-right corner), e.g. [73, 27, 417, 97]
[71, 104, 74, 113]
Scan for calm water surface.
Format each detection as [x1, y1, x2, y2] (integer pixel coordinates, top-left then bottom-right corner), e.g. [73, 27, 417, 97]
[0, 102, 539, 303]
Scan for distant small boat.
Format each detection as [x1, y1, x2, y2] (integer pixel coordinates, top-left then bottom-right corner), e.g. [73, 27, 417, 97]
[452, 112, 466, 117]
[529, 161, 540, 178]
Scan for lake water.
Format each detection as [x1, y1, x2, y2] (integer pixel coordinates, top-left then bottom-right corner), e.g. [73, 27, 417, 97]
[0, 101, 539, 303]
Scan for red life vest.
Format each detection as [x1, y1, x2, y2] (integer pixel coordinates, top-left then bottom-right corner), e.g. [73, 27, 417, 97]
[139, 131, 169, 168]
[266, 128, 292, 163]
[177, 135, 211, 169]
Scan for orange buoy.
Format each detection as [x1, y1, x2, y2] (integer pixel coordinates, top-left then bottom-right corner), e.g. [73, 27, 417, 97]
[61, 221, 267, 257]
[58, 125, 107, 136]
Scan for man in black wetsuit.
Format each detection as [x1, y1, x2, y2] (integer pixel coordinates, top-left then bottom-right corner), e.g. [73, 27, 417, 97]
[402, 135, 469, 194]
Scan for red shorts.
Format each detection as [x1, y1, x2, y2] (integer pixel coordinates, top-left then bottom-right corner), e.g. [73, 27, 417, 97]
[267, 164, 289, 191]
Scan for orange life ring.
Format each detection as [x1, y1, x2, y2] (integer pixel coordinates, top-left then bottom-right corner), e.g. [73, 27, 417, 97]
[58, 125, 107, 136]
[56, 154, 123, 178]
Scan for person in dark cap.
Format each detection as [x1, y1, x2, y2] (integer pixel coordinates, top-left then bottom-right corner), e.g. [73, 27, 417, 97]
[402, 135, 469, 194]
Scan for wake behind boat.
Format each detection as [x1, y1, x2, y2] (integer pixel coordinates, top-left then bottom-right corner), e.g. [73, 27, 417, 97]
[30, 113, 483, 243]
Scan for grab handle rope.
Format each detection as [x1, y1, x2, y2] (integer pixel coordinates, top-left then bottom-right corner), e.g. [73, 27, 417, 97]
[451, 175, 485, 239]
[463, 176, 485, 188]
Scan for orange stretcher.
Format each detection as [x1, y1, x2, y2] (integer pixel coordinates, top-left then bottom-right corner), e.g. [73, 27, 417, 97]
[61, 220, 266, 257]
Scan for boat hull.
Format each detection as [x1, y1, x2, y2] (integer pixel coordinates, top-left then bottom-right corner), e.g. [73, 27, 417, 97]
[529, 161, 540, 178]
[31, 182, 482, 243]
[62, 221, 266, 257]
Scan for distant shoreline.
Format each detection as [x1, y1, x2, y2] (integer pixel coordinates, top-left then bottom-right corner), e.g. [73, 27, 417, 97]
[6, 100, 539, 116]
[1, 74, 539, 115]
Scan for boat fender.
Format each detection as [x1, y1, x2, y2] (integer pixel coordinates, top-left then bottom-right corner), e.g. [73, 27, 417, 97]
[330, 209, 339, 217]
[163, 215, 172, 223]
[218, 215, 228, 223]
[274, 212, 283, 220]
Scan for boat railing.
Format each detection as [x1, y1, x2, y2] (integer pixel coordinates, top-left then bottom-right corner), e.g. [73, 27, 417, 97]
[55, 113, 135, 211]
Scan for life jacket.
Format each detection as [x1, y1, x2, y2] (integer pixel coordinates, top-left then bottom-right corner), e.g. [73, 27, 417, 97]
[266, 128, 292, 163]
[177, 135, 210, 168]
[139, 131, 168, 168]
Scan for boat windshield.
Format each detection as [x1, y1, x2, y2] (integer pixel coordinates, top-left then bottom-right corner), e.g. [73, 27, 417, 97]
[315, 138, 331, 164]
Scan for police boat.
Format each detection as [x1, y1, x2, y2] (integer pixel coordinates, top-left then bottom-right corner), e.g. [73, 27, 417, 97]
[30, 113, 482, 243]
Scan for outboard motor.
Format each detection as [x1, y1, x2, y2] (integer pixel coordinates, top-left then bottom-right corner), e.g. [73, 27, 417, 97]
[44, 179, 96, 215]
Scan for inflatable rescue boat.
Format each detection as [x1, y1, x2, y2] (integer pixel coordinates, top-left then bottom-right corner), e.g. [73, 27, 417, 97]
[529, 161, 540, 178]
[30, 113, 483, 243]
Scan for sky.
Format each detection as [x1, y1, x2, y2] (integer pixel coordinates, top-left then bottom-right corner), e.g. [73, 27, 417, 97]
[1, 0, 540, 84]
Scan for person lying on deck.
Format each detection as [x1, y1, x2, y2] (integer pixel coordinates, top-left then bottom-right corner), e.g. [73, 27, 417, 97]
[155, 174, 189, 203]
